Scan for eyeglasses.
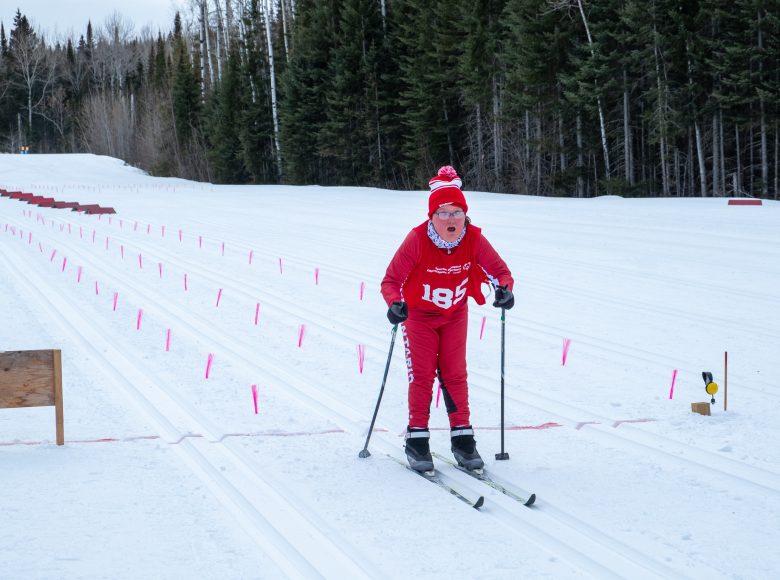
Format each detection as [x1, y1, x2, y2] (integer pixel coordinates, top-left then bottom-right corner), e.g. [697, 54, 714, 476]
[433, 210, 465, 219]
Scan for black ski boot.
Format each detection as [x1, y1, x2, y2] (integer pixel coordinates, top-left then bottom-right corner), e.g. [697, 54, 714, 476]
[451, 426, 484, 471]
[405, 427, 434, 473]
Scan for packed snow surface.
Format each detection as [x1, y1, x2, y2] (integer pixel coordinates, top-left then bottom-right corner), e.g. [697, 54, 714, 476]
[1, 154, 779, 579]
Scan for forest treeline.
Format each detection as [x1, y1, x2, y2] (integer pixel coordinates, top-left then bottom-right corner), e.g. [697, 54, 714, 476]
[1, 0, 779, 198]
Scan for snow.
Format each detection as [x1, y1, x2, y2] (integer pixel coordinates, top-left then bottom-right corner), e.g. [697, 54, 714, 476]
[1, 153, 779, 579]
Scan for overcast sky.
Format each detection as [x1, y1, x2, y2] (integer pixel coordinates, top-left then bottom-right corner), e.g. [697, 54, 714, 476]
[2, 1, 184, 40]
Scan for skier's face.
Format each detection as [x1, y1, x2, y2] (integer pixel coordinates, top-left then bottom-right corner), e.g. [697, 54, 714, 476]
[432, 204, 466, 243]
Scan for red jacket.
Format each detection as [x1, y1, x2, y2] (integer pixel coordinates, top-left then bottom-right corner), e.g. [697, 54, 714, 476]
[382, 222, 513, 315]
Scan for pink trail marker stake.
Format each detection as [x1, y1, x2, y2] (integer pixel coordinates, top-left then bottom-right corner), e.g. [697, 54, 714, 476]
[562, 338, 572, 366]
[198, 235, 202, 249]
[669, 369, 678, 399]
[136, 308, 143, 330]
[108, 217, 112, 226]
[49, 249, 57, 262]
[68, 224, 71, 235]
[251, 384, 258, 414]
[113, 292, 119, 311]
[138, 253, 143, 269]
[184, 273, 188, 291]
[357, 344, 365, 374]
[360, 281, 365, 301]
[119, 219, 123, 229]
[435, 382, 442, 408]
[146, 223, 151, 235]
[221, 242, 225, 256]
[216, 288, 223, 307]
[61, 257, 67, 272]
[254, 303, 260, 325]
[479, 315, 486, 340]
[79, 226, 83, 239]
[315, 268, 320, 285]
[178, 229, 182, 242]
[120, 244, 124, 259]
[248, 249, 254, 265]
[165, 329, 171, 352]
[279, 258, 283, 274]
[95, 281, 99, 295]
[92, 230, 96, 243]
[28, 232, 32, 244]
[77, 266, 83, 283]
[158, 262, 163, 278]
[161, 225, 165, 238]
[298, 324, 305, 347]
[205, 353, 214, 379]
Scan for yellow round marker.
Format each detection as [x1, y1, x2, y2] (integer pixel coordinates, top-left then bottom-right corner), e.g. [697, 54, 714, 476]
[705, 382, 719, 395]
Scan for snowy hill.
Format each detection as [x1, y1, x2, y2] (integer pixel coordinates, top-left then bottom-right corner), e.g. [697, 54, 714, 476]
[1, 154, 779, 579]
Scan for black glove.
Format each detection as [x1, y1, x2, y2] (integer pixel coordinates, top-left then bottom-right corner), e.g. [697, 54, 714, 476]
[493, 286, 514, 310]
[387, 301, 408, 324]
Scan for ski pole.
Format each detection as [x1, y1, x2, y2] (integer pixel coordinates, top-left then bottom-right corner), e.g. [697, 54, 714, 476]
[495, 307, 510, 460]
[358, 324, 399, 458]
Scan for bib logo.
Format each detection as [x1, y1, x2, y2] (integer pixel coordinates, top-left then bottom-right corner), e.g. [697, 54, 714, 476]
[425, 262, 471, 275]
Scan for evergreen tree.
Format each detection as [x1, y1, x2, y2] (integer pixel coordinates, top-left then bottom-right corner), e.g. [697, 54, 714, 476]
[317, 0, 388, 185]
[205, 48, 249, 183]
[279, 0, 338, 183]
[390, 0, 468, 182]
[172, 13, 201, 146]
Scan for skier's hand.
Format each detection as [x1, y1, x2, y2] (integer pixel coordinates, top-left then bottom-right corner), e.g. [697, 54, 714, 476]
[387, 301, 408, 324]
[493, 286, 514, 310]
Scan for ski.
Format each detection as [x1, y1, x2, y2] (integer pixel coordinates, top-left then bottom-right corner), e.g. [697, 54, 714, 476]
[432, 452, 536, 507]
[386, 455, 484, 509]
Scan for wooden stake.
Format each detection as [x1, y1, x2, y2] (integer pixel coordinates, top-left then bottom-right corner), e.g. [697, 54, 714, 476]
[724, 351, 728, 412]
[52, 350, 64, 445]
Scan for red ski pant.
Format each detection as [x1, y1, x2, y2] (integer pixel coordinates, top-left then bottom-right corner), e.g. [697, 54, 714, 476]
[402, 305, 470, 429]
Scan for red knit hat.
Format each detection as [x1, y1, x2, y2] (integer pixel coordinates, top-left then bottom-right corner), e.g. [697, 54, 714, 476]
[427, 166, 468, 218]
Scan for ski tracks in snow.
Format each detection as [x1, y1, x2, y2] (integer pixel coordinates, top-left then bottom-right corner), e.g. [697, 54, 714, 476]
[1, 208, 744, 579]
[4, 206, 780, 577]
[0, 239, 380, 580]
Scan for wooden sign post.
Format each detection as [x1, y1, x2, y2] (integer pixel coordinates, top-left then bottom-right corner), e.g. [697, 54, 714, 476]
[0, 350, 64, 445]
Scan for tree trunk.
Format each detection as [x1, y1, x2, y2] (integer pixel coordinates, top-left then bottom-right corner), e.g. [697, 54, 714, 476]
[492, 76, 501, 182]
[203, 0, 214, 88]
[735, 126, 742, 194]
[225, 0, 233, 53]
[749, 122, 754, 194]
[712, 112, 720, 196]
[774, 121, 778, 200]
[214, 0, 224, 83]
[623, 70, 632, 185]
[576, 113, 584, 197]
[575, 0, 610, 178]
[695, 121, 707, 196]
[475, 103, 484, 189]
[760, 99, 768, 196]
[263, 0, 283, 181]
[719, 109, 726, 195]
[199, 1, 208, 100]
[524, 110, 531, 171]
[280, 0, 291, 61]
[558, 112, 566, 173]
[535, 110, 542, 195]
[653, 31, 669, 196]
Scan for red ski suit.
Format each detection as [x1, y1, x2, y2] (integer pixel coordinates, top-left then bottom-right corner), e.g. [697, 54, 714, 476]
[381, 222, 513, 429]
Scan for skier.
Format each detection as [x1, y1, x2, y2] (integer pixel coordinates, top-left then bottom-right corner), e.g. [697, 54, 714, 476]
[381, 165, 514, 472]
